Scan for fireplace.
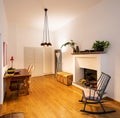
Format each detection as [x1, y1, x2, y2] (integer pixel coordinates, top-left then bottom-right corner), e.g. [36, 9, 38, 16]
[72, 54, 107, 89]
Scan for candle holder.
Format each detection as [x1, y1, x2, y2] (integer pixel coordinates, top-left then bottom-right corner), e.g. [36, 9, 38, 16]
[10, 56, 14, 68]
[7, 56, 15, 74]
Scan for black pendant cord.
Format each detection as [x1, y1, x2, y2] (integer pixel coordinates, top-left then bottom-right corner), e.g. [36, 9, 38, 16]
[41, 8, 52, 46]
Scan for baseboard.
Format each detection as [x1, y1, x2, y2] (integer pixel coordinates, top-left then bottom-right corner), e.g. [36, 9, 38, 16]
[104, 96, 120, 105]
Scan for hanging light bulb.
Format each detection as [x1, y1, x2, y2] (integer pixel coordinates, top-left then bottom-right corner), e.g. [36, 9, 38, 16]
[41, 8, 52, 46]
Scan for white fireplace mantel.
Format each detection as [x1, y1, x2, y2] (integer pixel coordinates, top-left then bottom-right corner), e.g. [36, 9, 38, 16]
[72, 53, 107, 83]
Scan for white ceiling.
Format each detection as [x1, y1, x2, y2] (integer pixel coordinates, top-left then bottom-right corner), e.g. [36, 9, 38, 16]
[4, 0, 102, 31]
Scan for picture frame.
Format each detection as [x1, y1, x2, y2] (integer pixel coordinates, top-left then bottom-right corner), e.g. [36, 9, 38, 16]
[3, 41, 7, 67]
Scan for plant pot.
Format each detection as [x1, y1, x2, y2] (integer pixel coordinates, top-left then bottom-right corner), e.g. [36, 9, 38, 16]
[96, 47, 104, 51]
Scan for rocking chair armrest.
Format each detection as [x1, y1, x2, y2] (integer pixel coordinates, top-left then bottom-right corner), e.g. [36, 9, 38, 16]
[89, 87, 103, 92]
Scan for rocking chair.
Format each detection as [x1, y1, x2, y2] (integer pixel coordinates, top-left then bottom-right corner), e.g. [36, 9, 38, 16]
[80, 72, 116, 114]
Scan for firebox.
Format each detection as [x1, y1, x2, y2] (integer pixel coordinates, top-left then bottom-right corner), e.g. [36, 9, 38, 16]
[84, 68, 97, 81]
[80, 68, 97, 87]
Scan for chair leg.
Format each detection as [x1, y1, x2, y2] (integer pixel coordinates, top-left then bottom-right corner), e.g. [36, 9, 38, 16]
[78, 96, 83, 102]
[83, 101, 87, 111]
[99, 102, 106, 112]
[80, 99, 87, 112]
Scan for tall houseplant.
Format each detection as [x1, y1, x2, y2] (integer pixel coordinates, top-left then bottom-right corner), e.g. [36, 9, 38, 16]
[61, 40, 76, 52]
[92, 40, 110, 51]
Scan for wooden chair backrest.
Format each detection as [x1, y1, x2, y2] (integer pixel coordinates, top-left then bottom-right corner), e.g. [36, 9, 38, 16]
[28, 64, 34, 74]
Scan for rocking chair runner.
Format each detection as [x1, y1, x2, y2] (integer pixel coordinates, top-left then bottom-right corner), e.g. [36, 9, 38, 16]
[80, 72, 116, 114]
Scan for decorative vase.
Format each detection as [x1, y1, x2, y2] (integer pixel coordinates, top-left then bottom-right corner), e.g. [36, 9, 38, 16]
[76, 46, 79, 52]
[73, 48, 76, 53]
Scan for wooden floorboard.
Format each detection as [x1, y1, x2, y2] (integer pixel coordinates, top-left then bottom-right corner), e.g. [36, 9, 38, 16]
[1, 75, 120, 118]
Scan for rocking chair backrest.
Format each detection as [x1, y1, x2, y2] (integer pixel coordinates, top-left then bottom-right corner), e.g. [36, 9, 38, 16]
[97, 72, 111, 99]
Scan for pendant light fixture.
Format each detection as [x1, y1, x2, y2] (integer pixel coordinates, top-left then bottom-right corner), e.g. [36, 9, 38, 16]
[41, 8, 52, 46]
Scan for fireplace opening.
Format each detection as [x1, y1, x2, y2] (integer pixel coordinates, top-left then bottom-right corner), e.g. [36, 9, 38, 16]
[80, 68, 97, 88]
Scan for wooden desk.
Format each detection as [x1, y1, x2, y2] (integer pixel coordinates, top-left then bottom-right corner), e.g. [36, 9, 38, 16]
[4, 69, 31, 98]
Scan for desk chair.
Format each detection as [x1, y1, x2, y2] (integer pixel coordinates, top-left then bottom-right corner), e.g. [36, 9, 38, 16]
[27, 64, 34, 93]
[28, 64, 34, 75]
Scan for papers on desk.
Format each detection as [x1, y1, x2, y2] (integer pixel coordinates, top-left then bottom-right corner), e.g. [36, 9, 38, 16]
[14, 70, 20, 74]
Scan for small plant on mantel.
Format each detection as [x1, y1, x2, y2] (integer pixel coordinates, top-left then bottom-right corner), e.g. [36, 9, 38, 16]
[92, 40, 110, 51]
[61, 40, 76, 53]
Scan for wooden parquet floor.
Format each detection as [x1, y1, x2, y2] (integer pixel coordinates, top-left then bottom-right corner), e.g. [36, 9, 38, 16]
[1, 75, 120, 118]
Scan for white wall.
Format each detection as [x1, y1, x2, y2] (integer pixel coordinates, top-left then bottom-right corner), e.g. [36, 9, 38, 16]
[24, 47, 54, 76]
[0, 0, 8, 104]
[7, 25, 55, 69]
[54, 0, 120, 102]
[0, 34, 3, 104]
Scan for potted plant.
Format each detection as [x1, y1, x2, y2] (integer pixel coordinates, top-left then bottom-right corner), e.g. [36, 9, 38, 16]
[61, 40, 76, 52]
[92, 40, 110, 51]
